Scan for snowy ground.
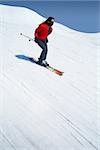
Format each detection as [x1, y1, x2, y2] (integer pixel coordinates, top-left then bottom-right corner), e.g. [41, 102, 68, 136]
[0, 4, 100, 150]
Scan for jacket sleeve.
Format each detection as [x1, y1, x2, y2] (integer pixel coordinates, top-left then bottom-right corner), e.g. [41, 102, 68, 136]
[48, 27, 53, 35]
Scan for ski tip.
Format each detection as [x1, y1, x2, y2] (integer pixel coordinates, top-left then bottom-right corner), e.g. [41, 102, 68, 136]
[57, 72, 64, 76]
[53, 69, 64, 76]
[61, 72, 64, 76]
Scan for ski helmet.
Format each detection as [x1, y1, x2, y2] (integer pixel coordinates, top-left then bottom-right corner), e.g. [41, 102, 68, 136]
[45, 17, 54, 26]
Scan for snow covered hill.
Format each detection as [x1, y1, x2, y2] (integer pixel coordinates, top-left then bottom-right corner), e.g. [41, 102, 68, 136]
[0, 4, 100, 150]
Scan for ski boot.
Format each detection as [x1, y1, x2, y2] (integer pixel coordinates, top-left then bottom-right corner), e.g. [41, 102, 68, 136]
[37, 59, 49, 67]
[42, 60, 49, 67]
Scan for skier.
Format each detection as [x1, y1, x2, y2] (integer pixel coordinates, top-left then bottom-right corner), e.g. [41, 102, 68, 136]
[34, 17, 54, 66]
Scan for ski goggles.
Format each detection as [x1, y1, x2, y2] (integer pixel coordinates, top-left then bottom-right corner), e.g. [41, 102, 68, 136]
[51, 19, 55, 23]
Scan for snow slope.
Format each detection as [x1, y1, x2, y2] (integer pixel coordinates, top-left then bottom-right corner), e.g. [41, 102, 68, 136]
[0, 4, 100, 150]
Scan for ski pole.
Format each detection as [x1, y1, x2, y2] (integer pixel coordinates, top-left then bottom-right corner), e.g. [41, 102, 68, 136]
[20, 33, 34, 41]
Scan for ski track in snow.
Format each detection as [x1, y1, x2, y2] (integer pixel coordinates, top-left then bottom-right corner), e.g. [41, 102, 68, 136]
[0, 4, 100, 150]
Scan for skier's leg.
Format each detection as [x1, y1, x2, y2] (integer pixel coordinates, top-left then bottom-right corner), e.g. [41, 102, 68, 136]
[35, 38, 48, 63]
[39, 43, 48, 61]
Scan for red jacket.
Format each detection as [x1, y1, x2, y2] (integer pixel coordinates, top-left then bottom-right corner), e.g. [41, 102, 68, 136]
[35, 23, 53, 41]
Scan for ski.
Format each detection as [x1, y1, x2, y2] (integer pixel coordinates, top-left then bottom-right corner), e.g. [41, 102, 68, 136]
[29, 57, 64, 76]
[16, 55, 64, 76]
[46, 65, 63, 76]
[20, 33, 34, 41]
[29, 58, 64, 76]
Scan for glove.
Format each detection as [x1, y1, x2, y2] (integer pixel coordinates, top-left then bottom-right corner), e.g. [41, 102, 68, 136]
[46, 38, 48, 43]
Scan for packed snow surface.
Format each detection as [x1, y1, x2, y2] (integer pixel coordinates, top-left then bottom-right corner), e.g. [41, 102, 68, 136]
[0, 5, 100, 150]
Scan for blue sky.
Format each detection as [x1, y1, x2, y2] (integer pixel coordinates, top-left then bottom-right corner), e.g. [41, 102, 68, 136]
[0, 1, 100, 33]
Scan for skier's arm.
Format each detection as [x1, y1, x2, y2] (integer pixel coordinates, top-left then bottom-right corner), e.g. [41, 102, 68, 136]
[48, 27, 53, 35]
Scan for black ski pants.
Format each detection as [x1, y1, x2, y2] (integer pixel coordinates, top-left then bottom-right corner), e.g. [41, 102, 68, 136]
[35, 37, 48, 62]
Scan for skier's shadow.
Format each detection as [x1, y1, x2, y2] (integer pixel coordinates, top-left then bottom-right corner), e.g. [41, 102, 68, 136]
[15, 54, 37, 64]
